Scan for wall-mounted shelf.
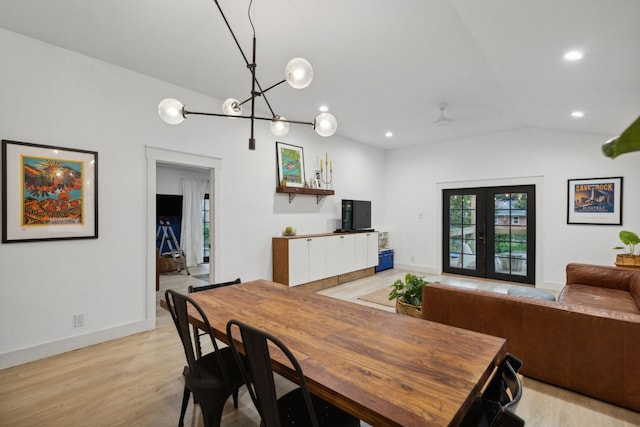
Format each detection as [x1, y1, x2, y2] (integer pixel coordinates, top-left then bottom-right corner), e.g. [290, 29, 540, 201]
[276, 186, 335, 204]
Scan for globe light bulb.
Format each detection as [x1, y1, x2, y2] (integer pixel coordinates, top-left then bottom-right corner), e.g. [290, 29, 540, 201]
[285, 58, 313, 89]
[222, 98, 243, 116]
[270, 116, 290, 136]
[314, 112, 337, 137]
[158, 98, 185, 125]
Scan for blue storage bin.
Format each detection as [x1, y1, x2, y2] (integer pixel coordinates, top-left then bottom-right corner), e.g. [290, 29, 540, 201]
[376, 249, 394, 272]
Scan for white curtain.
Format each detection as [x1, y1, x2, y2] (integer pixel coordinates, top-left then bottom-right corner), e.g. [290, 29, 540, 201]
[181, 179, 208, 267]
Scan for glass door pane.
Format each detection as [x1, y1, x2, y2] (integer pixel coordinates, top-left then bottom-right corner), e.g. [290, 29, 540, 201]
[493, 192, 528, 276]
[443, 189, 486, 278]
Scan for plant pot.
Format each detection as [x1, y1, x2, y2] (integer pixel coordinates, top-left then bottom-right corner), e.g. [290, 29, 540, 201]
[615, 254, 640, 269]
[395, 299, 422, 318]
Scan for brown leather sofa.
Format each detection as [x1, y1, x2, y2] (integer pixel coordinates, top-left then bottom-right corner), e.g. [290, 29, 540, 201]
[421, 263, 640, 411]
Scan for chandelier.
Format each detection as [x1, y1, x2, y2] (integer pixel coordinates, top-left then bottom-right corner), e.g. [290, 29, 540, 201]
[158, 0, 338, 150]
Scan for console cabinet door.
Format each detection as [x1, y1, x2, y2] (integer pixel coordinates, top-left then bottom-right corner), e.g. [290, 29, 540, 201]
[307, 237, 327, 283]
[288, 237, 327, 286]
[288, 238, 310, 286]
[354, 232, 379, 269]
[326, 234, 356, 276]
[366, 232, 380, 267]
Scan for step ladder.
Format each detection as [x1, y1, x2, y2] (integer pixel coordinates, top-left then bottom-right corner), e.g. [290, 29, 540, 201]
[157, 218, 190, 275]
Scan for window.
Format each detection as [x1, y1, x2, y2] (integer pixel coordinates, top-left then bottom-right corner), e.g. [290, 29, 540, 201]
[512, 216, 520, 225]
[202, 193, 210, 263]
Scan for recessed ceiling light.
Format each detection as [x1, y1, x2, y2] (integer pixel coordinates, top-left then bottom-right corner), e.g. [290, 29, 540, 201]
[319, 105, 329, 112]
[571, 111, 585, 118]
[564, 50, 584, 61]
[385, 131, 393, 138]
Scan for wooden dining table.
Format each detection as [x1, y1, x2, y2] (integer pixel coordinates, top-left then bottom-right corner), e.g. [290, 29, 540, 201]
[170, 279, 507, 427]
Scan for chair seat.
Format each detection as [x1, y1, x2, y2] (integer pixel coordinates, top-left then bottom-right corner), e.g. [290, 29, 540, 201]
[184, 347, 245, 391]
[269, 388, 360, 427]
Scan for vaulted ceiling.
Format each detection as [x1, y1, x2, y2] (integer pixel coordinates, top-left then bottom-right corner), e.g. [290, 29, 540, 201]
[0, 0, 638, 149]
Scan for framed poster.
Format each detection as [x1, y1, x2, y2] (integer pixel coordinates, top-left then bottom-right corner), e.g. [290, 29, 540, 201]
[276, 142, 305, 188]
[567, 177, 622, 225]
[2, 140, 98, 242]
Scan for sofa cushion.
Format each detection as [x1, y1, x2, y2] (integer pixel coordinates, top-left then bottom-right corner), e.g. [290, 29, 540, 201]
[559, 284, 640, 315]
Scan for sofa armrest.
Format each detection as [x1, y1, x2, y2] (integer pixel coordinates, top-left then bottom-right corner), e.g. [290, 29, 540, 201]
[565, 263, 639, 291]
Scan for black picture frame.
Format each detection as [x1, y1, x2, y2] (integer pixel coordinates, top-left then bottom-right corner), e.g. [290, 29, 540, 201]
[2, 140, 98, 242]
[567, 176, 622, 225]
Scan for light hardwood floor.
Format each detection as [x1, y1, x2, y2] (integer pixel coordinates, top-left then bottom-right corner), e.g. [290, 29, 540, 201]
[1, 267, 639, 426]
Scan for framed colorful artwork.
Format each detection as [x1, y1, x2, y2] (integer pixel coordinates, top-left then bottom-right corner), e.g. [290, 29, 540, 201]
[276, 142, 305, 188]
[567, 177, 623, 225]
[2, 140, 98, 242]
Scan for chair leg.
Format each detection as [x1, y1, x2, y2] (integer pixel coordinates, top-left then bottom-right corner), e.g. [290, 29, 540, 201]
[232, 388, 239, 408]
[178, 386, 190, 427]
[196, 389, 232, 427]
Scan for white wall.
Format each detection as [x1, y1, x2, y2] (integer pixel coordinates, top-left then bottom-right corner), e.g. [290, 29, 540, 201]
[157, 164, 210, 195]
[385, 128, 639, 291]
[0, 28, 385, 368]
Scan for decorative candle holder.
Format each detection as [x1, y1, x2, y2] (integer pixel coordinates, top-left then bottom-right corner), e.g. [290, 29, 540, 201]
[320, 152, 333, 189]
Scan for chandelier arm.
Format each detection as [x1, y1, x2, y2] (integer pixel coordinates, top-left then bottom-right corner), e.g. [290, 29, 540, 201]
[253, 116, 314, 126]
[212, 0, 251, 66]
[185, 111, 313, 127]
[212, 0, 276, 119]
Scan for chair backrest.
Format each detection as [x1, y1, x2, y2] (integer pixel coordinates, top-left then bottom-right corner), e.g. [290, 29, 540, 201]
[165, 289, 231, 386]
[226, 319, 320, 427]
[188, 277, 241, 293]
[483, 353, 523, 411]
[460, 353, 525, 427]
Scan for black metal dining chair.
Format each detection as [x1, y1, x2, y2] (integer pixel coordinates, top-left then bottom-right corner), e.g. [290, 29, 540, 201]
[165, 289, 245, 427]
[188, 278, 241, 359]
[461, 353, 525, 427]
[226, 319, 360, 427]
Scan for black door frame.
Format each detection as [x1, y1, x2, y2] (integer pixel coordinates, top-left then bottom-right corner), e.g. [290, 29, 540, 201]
[443, 185, 536, 285]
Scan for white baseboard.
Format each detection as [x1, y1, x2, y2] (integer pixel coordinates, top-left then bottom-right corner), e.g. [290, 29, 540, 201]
[0, 319, 154, 370]
[394, 263, 439, 274]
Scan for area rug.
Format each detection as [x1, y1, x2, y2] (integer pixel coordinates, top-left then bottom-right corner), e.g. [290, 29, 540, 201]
[358, 287, 395, 308]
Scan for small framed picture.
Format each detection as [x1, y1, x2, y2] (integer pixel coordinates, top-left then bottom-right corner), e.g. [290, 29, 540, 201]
[276, 142, 305, 188]
[567, 177, 623, 225]
[2, 140, 98, 242]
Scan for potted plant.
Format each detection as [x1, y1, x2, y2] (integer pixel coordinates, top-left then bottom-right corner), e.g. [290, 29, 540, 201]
[388, 273, 431, 318]
[614, 230, 640, 268]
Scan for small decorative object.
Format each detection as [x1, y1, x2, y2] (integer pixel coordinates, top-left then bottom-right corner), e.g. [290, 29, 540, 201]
[2, 140, 98, 243]
[614, 230, 640, 268]
[282, 226, 296, 236]
[320, 152, 333, 189]
[276, 142, 305, 188]
[388, 273, 432, 318]
[567, 177, 623, 225]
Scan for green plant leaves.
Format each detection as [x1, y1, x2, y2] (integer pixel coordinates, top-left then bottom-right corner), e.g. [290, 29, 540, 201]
[388, 273, 429, 306]
[617, 230, 640, 255]
[602, 115, 640, 159]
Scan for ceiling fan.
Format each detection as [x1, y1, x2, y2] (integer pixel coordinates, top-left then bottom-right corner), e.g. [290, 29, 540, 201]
[434, 103, 452, 126]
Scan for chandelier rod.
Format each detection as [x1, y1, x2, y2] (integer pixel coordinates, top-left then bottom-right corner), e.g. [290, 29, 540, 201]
[212, 0, 277, 118]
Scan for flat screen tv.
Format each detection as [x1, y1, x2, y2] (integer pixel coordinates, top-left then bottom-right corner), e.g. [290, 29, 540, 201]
[156, 194, 183, 218]
[341, 199, 372, 231]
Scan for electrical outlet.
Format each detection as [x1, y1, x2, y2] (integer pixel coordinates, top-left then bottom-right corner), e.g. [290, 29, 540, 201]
[411, 256, 415, 262]
[74, 313, 86, 328]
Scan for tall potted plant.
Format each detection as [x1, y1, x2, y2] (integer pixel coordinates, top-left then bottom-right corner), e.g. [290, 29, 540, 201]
[388, 273, 431, 318]
[614, 230, 640, 268]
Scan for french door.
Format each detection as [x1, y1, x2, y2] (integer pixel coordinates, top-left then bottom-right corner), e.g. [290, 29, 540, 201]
[443, 185, 535, 284]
